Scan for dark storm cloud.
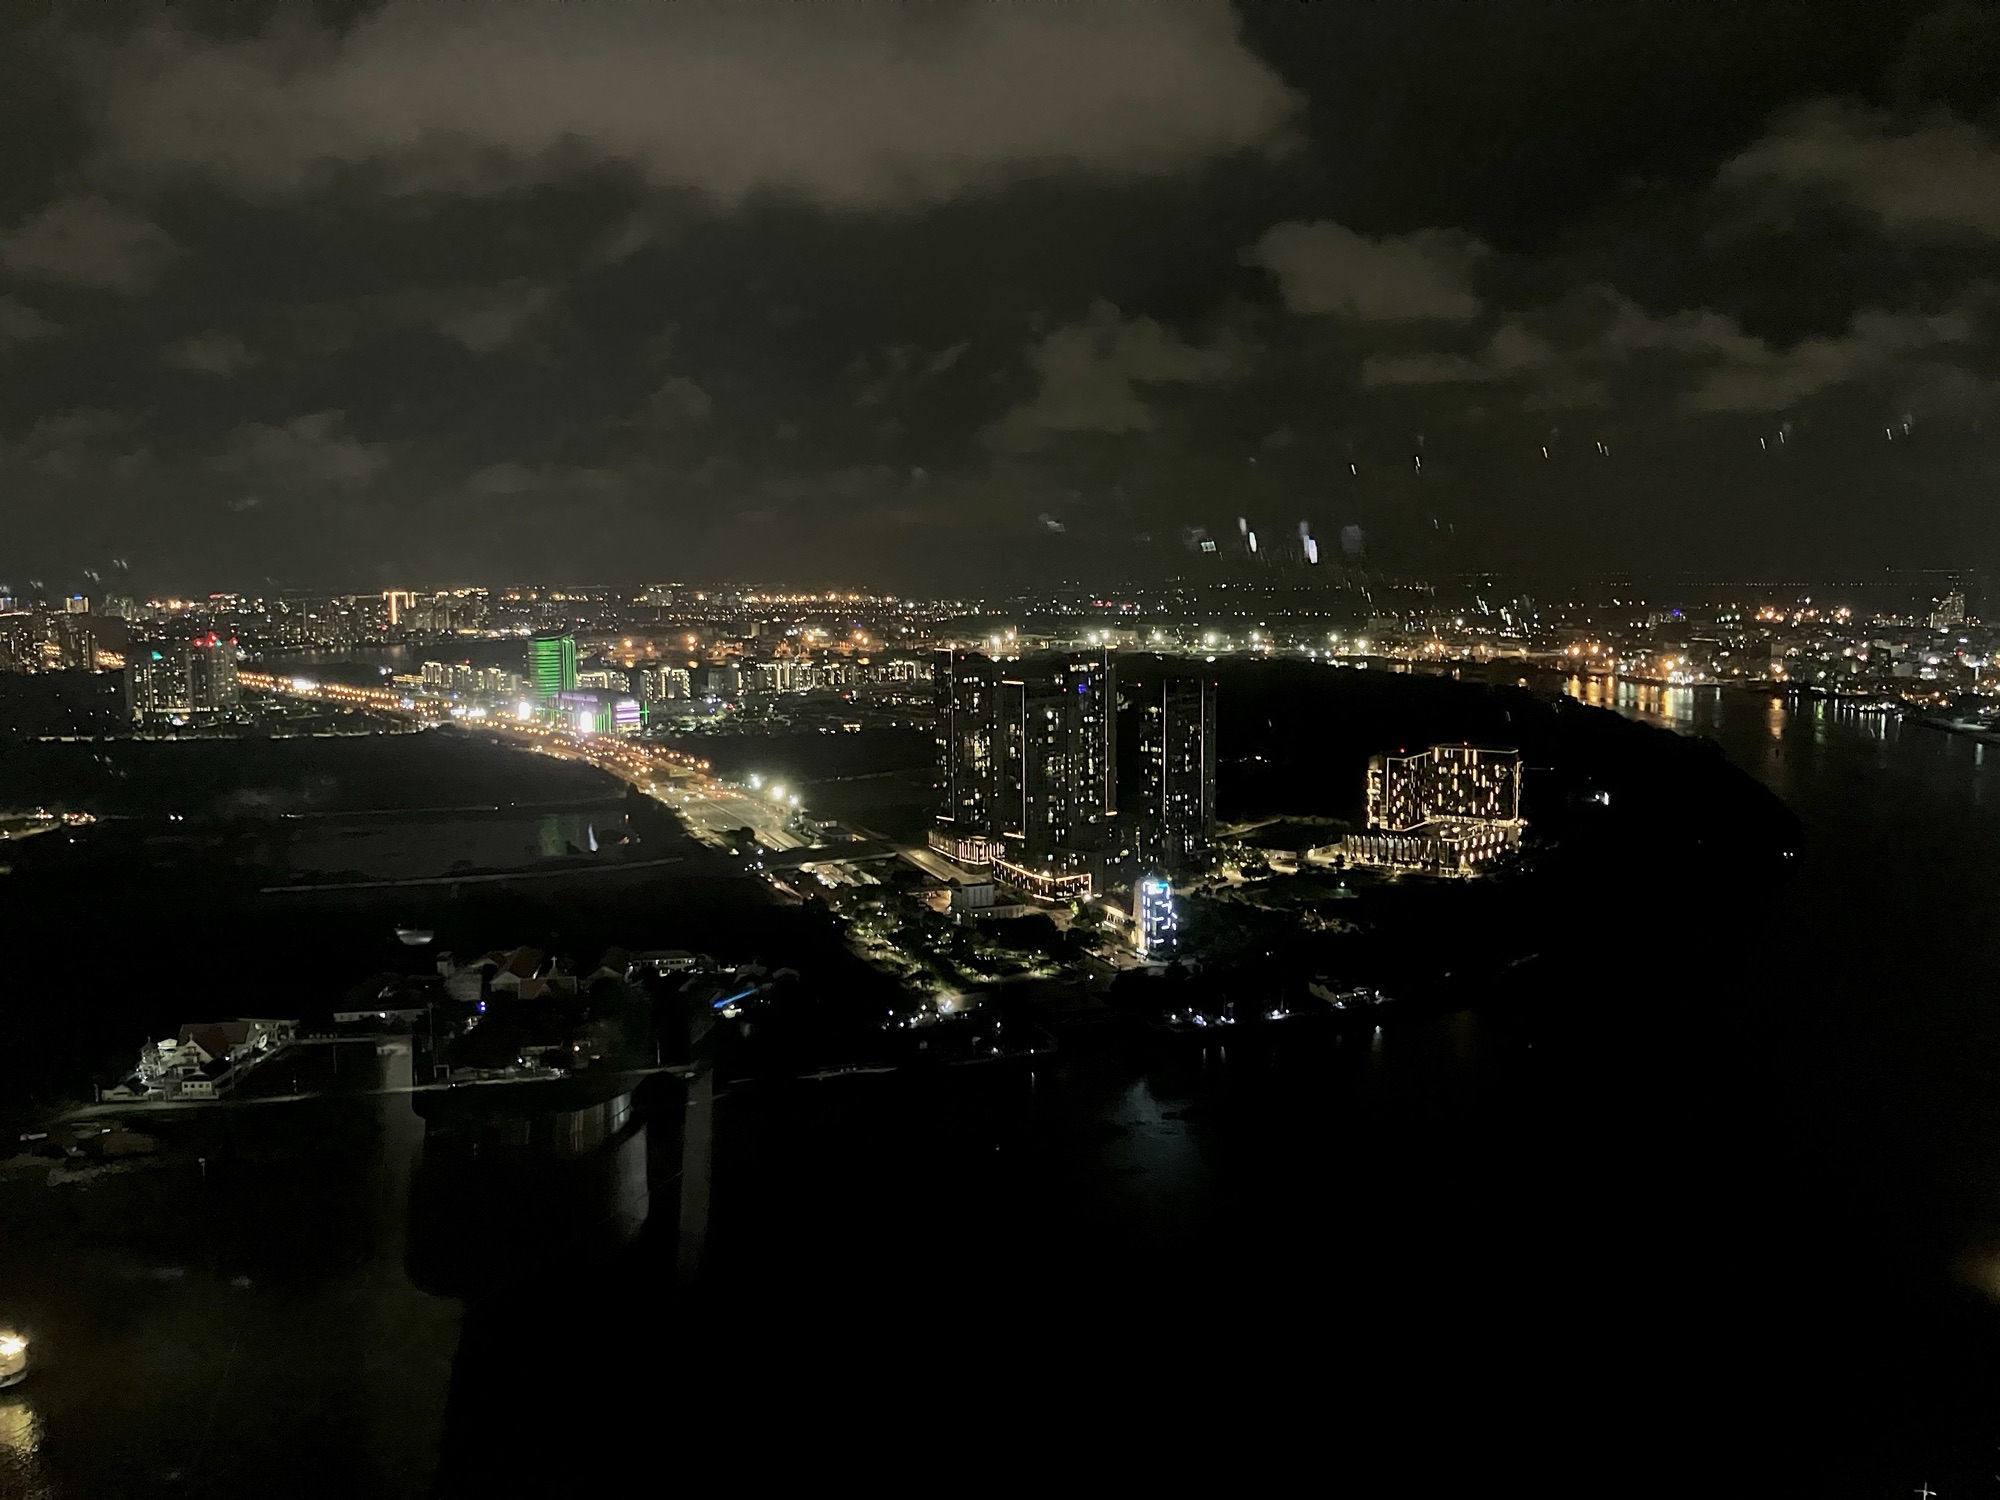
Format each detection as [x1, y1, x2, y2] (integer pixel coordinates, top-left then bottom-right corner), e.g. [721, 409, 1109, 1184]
[4, 0, 2000, 590]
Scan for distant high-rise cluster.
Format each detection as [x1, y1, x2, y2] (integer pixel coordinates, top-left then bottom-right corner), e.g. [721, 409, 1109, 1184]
[1930, 589, 1968, 632]
[0, 610, 100, 674]
[1348, 744, 1524, 875]
[383, 588, 489, 634]
[420, 661, 527, 698]
[126, 633, 241, 724]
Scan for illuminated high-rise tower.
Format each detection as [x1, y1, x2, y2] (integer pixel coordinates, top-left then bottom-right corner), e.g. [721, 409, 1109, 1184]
[186, 633, 240, 712]
[932, 649, 1002, 861]
[126, 647, 189, 722]
[931, 647, 1116, 887]
[528, 632, 577, 698]
[993, 647, 1117, 857]
[1130, 675, 1217, 873]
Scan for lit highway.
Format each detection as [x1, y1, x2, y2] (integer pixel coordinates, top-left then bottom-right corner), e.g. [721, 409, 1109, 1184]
[654, 782, 806, 850]
[239, 671, 806, 853]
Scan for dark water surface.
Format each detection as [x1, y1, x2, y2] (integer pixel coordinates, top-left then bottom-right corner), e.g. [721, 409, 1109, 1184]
[5, 684, 1999, 1495]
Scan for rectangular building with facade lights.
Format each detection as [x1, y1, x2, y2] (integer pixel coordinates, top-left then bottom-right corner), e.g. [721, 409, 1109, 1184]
[1350, 743, 1524, 876]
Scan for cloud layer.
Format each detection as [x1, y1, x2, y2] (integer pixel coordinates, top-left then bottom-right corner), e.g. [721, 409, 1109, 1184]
[1, 197, 173, 293]
[98, 2, 1297, 208]
[986, 301, 1248, 449]
[1244, 221, 1483, 321]
[2, 4, 1997, 588]
[1723, 103, 2000, 238]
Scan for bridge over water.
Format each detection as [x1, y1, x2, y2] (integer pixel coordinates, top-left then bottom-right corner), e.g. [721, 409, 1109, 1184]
[755, 839, 902, 870]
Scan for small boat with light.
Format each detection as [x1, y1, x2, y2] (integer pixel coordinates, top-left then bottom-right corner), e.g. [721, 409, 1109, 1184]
[0, 1331, 28, 1389]
[1307, 979, 1392, 1011]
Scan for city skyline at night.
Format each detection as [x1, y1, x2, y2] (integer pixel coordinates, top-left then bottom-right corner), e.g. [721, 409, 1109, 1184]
[7, 6, 2000, 1495]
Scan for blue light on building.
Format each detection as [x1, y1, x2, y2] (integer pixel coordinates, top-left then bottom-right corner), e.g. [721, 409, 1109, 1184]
[1134, 876, 1178, 958]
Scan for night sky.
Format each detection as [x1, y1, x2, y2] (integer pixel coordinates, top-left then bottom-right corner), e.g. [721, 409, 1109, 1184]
[3, 0, 1998, 593]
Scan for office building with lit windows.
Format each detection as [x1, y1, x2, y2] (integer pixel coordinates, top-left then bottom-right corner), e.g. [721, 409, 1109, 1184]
[529, 632, 578, 698]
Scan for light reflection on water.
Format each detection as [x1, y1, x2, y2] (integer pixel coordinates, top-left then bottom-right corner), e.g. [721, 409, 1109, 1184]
[1562, 675, 1702, 727]
[1563, 675, 1904, 749]
[0, 1397, 49, 1500]
[1551, 672, 2000, 832]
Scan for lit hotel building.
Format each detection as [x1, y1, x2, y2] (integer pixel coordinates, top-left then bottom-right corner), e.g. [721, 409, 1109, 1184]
[1346, 744, 1524, 876]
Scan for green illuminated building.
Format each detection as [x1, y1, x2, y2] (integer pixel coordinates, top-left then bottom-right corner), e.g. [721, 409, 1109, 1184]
[529, 632, 577, 698]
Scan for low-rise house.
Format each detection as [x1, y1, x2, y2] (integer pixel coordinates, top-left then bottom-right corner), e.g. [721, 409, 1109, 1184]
[111, 1016, 299, 1101]
[487, 947, 549, 995]
[179, 1017, 294, 1064]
